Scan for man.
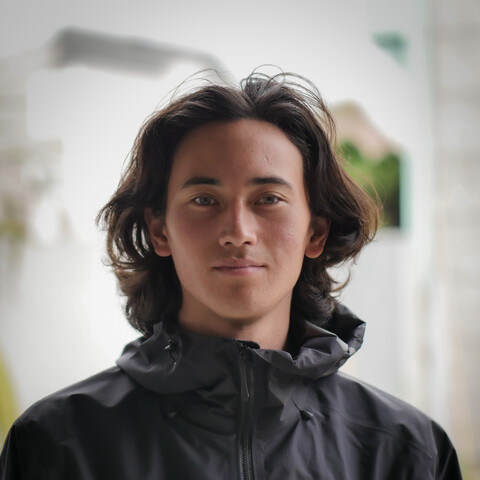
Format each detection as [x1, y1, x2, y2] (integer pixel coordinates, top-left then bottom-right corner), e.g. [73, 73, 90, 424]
[0, 71, 462, 479]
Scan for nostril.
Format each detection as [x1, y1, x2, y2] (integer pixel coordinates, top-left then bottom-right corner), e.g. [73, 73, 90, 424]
[218, 209, 257, 247]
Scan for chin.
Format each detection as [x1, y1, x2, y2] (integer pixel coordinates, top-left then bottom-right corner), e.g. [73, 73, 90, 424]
[207, 305, 264, 326]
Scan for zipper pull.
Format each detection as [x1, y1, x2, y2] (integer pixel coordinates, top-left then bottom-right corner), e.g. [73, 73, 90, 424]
[238, 346, 250, 402]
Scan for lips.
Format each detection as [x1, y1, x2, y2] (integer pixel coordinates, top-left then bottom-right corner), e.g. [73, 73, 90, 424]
[212, 259, 265, 275]
[213, 259, 263, 268]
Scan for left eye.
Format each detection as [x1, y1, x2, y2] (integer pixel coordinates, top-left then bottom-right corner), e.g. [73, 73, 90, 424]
[258, 195, 280, 205]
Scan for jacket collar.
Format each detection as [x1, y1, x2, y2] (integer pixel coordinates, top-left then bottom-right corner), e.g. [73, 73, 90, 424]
[117, 303, 365, 395]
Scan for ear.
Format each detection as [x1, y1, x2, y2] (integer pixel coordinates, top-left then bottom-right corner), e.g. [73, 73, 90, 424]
[144, 208, 172, 257]
[305, 216, 330, 259]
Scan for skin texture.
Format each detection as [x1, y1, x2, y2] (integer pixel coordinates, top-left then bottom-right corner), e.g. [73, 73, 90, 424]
[146, 119, 329, 349]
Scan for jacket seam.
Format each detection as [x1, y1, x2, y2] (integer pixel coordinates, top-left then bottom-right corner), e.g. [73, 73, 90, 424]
[314, 402, 435, 460]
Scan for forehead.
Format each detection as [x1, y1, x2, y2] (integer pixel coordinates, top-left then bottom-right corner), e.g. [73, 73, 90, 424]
[170, 119, 304, 184]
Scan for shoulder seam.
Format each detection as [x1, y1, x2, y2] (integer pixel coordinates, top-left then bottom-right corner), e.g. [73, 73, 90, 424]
[314, 401, 435, 459]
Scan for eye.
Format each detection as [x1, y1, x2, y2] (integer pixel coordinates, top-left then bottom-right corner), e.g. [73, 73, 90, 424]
[257, 195, 281, 205]
[192, 196, 216, 206]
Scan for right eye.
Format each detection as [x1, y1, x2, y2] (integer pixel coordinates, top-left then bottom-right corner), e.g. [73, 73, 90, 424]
[192, 196, 216, 206]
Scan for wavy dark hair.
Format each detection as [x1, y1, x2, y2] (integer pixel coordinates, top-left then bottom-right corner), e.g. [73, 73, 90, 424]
[97, 70, 379, 335]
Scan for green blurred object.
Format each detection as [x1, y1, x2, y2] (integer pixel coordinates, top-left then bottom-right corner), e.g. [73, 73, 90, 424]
[340, 141, 401, 228]
[373, 32, 408, 66]
[0, 351, 18, 445]
[0, 218, 26, 242]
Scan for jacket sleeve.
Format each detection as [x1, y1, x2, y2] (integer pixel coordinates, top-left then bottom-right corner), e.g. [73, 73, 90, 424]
[0, 421, 50, 480]
[433, 425, 463, 479]
[1, 424, 24, 480]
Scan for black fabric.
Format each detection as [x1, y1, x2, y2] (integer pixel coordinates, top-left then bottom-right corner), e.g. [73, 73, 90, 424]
[0, 304, 462, 479]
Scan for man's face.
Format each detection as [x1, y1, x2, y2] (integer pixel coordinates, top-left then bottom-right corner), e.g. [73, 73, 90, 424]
[147, 119, 328, 331]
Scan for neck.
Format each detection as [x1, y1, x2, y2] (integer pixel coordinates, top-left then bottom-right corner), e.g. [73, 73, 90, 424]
[177, 298, 291, 350]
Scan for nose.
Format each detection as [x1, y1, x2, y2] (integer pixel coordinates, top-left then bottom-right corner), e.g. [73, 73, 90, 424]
[218, 202, 257, 247]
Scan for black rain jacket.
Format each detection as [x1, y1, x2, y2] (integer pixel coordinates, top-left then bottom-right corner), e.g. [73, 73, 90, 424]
[0, 304, 462, 479]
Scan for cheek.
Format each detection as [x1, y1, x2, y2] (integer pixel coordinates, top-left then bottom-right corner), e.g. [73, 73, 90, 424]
[266, 216, 311, 252]
[166, 217, 210, 257]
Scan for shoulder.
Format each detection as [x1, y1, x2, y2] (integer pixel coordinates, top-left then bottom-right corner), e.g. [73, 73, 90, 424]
[316, 372, 449, 444]
[0, 366, 156, 479]
[310, 372, 460, 475]
[10, 366, 145, 444]
[320, 372, 431, 421]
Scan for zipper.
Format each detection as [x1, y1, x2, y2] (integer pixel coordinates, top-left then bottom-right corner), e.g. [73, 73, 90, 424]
[238, 343, 255, 480]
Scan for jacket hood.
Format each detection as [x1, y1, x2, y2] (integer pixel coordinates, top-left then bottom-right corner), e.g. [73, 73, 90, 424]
[117, 303, 365, 395]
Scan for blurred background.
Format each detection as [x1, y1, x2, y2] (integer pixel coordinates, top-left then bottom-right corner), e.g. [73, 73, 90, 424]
[0, 0, 479, 477]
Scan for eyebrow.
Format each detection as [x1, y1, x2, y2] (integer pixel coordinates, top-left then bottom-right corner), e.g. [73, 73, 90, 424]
[180, 176, 293, 190]
[249, 176, 293, 189]
[180, 177, 221, 189]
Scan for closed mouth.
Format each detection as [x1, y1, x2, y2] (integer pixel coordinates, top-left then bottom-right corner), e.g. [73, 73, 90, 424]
[212, 260, 265, 274]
